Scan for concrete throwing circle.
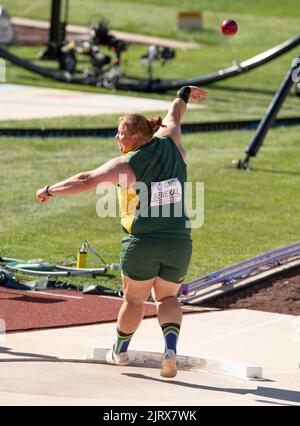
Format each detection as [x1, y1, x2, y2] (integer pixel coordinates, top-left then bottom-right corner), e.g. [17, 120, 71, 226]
[0, 359, 256, 406]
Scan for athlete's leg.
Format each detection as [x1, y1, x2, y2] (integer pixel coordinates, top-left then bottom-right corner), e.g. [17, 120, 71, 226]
[151, 277, 182, 377]
[117, 273, 155, 334]
[108, 231, 161, 364]
[107, 274, 155, 365]
[151, 276, 182, 326]
[106, 275, 155, 365]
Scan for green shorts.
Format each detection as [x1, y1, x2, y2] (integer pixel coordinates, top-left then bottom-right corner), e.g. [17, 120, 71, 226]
[120, 233, 192, 284]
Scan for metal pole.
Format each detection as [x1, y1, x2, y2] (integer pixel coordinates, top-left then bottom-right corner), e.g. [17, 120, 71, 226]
[49, 0, 61, 46]
[236, 51, 300, 170]
[39, 0, 62, 60]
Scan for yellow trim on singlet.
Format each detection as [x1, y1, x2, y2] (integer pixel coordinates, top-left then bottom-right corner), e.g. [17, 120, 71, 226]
[118, 186, 139, 234]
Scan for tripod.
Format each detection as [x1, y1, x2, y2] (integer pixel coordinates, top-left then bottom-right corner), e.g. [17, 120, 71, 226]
[236, 51, 300, 170]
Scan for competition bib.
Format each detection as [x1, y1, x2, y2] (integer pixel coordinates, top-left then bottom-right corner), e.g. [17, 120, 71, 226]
[150, 178, 182, 207]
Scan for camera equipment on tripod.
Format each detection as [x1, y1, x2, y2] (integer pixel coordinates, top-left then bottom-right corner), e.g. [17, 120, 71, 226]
[58, 38, 112, 76]
[78, 41, 111, 75]
[140, 45, 176, 80]
[160, 47, 176, 64]
[140, 45, 176, 65]
[89, 19, 127, 64]
[59, 40, 77, 73]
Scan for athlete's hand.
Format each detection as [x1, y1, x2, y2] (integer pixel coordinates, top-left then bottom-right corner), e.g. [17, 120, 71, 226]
[189, 86, 208, 101]
[36, 188, 50, 203]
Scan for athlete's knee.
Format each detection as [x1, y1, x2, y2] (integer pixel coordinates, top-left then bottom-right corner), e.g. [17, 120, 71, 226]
[153, 295, 177, 304]
[123, 291, 149, 305]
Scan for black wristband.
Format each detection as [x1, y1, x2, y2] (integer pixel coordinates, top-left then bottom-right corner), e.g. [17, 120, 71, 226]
[44, 185, 53, 196]
[176, 86, 191, 104]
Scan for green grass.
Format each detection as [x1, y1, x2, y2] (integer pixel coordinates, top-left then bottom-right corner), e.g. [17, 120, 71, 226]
[5, 0, 300, 31]
[1, 123, 299, 290]
[1, 1, 300, 290]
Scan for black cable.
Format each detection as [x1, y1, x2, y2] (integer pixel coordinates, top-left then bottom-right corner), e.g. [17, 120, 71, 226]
[1, 117, 300, 138]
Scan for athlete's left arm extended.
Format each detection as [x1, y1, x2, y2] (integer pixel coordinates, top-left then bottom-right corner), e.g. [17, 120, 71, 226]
[36, 156, 136, 203]
[154, 86, 208, 159]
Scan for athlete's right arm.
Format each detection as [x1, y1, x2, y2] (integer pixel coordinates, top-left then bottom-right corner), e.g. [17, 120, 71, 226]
[154, 86, 208, 158]
[36, 156, 136, 203]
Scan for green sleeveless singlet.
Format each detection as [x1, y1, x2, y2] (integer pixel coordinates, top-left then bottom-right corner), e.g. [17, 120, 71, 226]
[118, 135, 191, 236]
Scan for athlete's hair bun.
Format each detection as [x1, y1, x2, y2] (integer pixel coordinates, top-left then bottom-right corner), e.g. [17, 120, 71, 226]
[148, 116, 165, 131]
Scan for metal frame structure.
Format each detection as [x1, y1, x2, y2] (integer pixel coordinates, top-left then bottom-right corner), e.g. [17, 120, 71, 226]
[0, 256, 121, 294]
[0, 256, 119, 278]
[236, 51, 300, 170]
[178, 242, 300, 305]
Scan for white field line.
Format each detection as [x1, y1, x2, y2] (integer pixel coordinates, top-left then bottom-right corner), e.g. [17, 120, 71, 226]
[28, 291, 82, 300]
[97, 295, 210, 313]
[97, 295, 153, 305]
[181, 315, 290, 350]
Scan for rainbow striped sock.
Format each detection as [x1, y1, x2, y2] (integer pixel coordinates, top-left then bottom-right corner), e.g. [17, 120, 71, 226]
[114, 328, 134, 354]
[161, 323, 181, 354]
